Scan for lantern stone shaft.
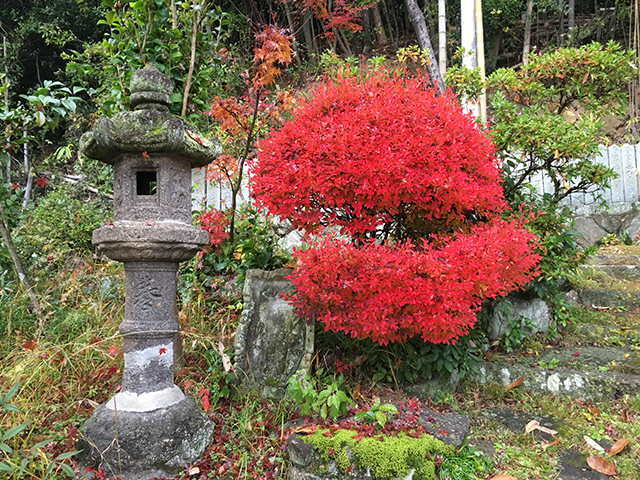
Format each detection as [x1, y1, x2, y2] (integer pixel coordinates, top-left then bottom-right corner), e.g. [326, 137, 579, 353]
[76, 65, 221, 480]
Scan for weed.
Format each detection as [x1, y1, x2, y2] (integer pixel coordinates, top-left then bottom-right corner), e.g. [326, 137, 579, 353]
[437, 445, 493, 480]
[287, 370, 352, 420]
[354, 397, 398, 429]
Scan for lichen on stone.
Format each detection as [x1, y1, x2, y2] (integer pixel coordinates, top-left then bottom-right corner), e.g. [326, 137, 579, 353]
[303, 428, 455, 480]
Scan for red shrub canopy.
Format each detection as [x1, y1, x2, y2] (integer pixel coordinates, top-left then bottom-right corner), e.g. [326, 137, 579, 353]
[251, 71, 505, 239]
[250, 71, 540, 345]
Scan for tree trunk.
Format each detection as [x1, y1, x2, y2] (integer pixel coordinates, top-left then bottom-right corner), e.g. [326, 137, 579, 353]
[404, 0, 445, 94]
[523, 0, 534, 65]
[181, 5, 200, 117]
[438, 0, 446, 74]
[0, 201, 41, 314]
[283, 2, 301, 66]
[371, 2, 388, 46]
[301, 9, 316, 62]
[489, 31, 503, 71]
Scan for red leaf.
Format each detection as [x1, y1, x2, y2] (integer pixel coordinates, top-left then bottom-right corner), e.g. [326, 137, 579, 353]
[23, 340, 37, 351]
[158, 347, 167, 355]
[107, 345, 118, 356]
[199, 387, 210, 412]
[142, 151, 150, 158]
[572, 352, 580, 357]
[34, 177, 48, 188]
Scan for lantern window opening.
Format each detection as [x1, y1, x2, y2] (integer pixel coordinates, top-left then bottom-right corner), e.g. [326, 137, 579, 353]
[137, 171, 158, 196]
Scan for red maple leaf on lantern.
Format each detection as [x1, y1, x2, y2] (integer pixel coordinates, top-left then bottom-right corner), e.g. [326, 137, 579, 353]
[34, 177, 48, 188]
[159, 347, 167, 355]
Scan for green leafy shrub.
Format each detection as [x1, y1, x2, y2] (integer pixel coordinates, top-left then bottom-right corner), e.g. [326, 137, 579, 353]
[316, 326, 485, 387]
[194, 206, 291, 290]
[14, 186, 110, 275]
[287, 370, 352, 420]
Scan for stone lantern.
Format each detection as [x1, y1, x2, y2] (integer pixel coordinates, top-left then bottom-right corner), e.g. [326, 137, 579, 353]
[76, 66, 221, 480]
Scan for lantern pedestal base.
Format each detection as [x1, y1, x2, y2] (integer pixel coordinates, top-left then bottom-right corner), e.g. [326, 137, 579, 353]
[77, 394, 212, 480]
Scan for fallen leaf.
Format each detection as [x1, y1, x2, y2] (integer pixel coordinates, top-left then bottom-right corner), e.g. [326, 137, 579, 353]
[621, 408, 629, 423]
[107, 345, 118, 356]
[525, 420, 540, 434]
[293, 425, 316, 434]
[571, 351, 580, 357]
[218, 341, 233, 373]
[536, 425, 558, 435]
[352, 383, 361, 401]
[22, 340, 37, 351]
[587, 407, 600, 416]
[188, 466, 200, 476]
[490, 475, 518, 480]
[142, 151, 150, 158]
[609, 439, 629, 456]
[586, 456, 617, 476]
[182, 379, 194, 391]
[146, 221, 156, 226]
[541, 437, 562, 449]
[505, 376, 524, 392]
[158, 347, 167, 355]
[584, 435, 605, 451]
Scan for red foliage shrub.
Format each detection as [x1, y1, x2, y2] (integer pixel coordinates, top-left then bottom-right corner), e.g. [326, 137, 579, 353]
[251, 71, 540, 345]
[286, 218, 539, 345]
[198, 209, 229, 246]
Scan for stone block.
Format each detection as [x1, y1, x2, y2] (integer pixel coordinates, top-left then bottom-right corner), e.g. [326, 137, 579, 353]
[234, 269, 314, 399]
[77, 396, 212, 480]
[574, 216, 607, 247]
[490, 297, 551, 340]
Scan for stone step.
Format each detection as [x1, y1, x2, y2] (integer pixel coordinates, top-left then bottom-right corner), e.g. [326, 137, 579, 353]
[579, 289, 640, 308]
[569, 323, 640, 345]
[475, 345, 640, 399]
[582, 263, 640, 281]
[589, 253, 640, 266]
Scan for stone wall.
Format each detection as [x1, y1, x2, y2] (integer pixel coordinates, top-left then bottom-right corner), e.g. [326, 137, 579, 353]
[572, 202, 640, 246]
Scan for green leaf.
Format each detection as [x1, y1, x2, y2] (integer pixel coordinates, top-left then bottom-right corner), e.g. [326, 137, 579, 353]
[375, 411, 387, 427]
[379, 404, 398, 414]
[2, 423, 27, 441]
[4, 383, 20, 402]
[0, 442, 13, 454]
[55, 450, 78, 461]
[106, 11, 116, 25]
[0, 462, 13, 473]
[60, 463, 76, 477]
[320, 403, 327, 420]
[35, 111, 46, 127]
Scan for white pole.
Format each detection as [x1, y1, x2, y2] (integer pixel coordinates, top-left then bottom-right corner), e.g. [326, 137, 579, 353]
[475, 0, 487, 124]
[460, 0, 479, 117]
[438, 0, 447, 75]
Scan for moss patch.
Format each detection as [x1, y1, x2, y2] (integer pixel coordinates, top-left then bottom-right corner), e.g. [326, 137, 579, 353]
[303, 428, 455, 480]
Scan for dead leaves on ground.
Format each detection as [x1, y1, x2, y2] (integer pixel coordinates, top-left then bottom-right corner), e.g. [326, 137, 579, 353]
[504, 376, 523, 392]
[524, 420, 558, 436]
[609, 438, 629, 456]
[586, 456, 617, 476]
